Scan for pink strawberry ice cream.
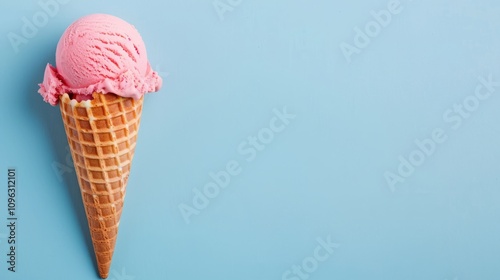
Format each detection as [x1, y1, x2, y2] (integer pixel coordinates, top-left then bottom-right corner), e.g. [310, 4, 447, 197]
[39, 14, 162, 105]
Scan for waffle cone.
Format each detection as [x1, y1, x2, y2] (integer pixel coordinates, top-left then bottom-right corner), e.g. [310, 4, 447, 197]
[59, 92, 143, 279]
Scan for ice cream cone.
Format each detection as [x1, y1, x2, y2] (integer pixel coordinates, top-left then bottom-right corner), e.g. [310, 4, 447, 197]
[59, 92, 143, 279]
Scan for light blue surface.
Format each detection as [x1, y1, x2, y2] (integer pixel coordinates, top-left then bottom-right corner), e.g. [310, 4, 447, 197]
[1, 0, 500, 279]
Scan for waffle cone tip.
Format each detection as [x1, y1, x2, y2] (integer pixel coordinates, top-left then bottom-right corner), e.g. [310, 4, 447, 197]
[98, 265, 110, 279]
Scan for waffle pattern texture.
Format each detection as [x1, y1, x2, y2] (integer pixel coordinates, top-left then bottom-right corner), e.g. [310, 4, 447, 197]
[59, 92, 143, 278]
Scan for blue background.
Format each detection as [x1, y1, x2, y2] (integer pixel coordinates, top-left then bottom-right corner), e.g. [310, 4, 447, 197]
[1, 0, 500, 279]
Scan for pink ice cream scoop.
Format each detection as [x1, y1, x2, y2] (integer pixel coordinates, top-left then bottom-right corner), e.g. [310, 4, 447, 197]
[39, 14, 162, 105]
